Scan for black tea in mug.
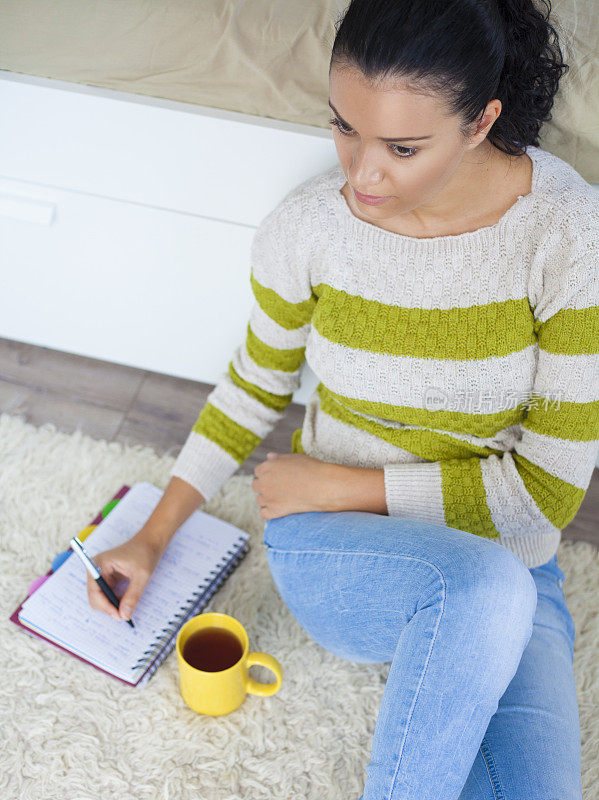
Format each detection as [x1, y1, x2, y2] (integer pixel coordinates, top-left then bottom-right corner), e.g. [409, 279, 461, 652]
[182, 625, 244, 672]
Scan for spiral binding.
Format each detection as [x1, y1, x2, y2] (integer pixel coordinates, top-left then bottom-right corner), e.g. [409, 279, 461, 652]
[131, 535, 251, 687]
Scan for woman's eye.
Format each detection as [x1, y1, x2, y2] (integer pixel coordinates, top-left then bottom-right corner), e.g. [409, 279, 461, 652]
[328, 115, 353, 135]
[328, 116, 417, 159]
[389, 144, 418, 159]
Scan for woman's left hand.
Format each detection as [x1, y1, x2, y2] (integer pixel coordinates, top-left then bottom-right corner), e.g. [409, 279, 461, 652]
[252, 452, 341, 520]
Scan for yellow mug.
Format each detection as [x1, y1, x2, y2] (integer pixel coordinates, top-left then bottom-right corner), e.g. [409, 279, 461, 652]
[175, 612, 283, 716]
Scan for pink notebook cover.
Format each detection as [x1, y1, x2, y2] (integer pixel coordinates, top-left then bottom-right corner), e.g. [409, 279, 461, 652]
[9, 484, 149, 688]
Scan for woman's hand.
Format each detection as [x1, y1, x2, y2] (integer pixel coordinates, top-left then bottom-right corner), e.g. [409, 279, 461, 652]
[252, 452, 342, 519]
[85, 531, 166, 621]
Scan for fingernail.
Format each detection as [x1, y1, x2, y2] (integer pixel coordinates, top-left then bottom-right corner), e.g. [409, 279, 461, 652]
[121, 605, 133, 620]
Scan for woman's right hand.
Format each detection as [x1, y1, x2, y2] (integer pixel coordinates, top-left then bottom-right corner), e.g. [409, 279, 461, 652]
[85, 531, 166, 622]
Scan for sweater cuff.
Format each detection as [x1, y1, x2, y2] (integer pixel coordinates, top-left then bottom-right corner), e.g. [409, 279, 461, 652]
[169, 430, 240, 503]
[383, 462, 446, 525]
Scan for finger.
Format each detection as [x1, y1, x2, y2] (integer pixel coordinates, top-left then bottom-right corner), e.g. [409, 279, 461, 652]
[86, 573, 121, 620]
[118, 574, 148, 621]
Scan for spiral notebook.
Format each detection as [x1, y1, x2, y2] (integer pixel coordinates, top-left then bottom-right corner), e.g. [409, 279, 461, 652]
[10, 481, 251, 688]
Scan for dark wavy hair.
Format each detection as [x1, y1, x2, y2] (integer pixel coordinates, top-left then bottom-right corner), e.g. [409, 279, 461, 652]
[329, 0, 570, 157]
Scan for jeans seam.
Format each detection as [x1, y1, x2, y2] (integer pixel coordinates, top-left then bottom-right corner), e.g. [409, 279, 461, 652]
[480, 737, 505, 800]
[386, 567, 446, 800]
[264, 545, 446, 574]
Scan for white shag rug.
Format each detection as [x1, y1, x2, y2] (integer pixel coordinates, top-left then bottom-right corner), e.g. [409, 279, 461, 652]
[1, 411, 598, 800]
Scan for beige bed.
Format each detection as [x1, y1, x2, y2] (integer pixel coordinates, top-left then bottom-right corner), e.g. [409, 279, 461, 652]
[0, 0, 597, 182]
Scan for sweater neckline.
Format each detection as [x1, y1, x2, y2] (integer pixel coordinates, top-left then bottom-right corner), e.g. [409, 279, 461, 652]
[328, 144, 543, 246]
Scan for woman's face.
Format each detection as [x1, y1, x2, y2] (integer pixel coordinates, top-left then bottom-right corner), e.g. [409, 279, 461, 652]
[328, 63, 499, 228]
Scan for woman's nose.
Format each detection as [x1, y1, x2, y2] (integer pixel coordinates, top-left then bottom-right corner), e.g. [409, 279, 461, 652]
[348, 150, 384, 189]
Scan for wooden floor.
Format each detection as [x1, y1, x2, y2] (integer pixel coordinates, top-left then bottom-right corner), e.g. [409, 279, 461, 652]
[1, 336, 597, 549]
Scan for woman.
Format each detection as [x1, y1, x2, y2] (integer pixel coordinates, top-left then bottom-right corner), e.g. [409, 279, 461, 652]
[87, 1, 598, 797]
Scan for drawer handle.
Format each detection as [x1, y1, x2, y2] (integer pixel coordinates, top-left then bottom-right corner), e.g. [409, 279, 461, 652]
[0, 192, 56, 226]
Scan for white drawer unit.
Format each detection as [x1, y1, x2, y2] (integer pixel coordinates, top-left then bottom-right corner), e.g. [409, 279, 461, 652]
[0, 72, 336, 226]
[0, 176, 255, 382]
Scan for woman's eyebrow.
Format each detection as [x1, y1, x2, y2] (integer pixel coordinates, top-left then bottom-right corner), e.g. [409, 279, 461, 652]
[328, 100, 433, 142]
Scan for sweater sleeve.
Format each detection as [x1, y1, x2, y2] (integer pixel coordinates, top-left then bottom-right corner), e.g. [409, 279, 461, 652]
[169, 204, 316, 502]
[383, 207, 599, 547]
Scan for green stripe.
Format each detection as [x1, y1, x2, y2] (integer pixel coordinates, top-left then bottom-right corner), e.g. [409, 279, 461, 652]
[317, 383, 505, 459]
[291, 428, 305, 454]
[441, 457, 500, 539]
[251, 270, 317, 330]
[537, 305, 599, 355]
[192, 402, 261, 463]
[245, 322, 306, 372]
[523, 396, 599, 441]
[513, 453, 586, 529]
[228, 362, 291, 413]
[319, 382, 523, 438]
[312, 284, 535, 359]
[437, 444, 586, 536]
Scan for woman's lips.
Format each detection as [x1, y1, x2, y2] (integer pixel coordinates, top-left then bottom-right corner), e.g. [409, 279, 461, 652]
[353, 188, 391, 206]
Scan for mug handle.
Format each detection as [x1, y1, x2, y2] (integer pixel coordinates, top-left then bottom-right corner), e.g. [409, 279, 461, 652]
[244, 651, 283, 697]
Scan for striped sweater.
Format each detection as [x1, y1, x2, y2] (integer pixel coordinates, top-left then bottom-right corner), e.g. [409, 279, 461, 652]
[170, 144, 599, 568]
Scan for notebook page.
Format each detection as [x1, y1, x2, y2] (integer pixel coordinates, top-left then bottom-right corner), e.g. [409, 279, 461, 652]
[19, 481, 249, 683]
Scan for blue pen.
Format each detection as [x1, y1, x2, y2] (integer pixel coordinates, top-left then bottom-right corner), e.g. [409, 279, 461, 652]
[70, 536, 135, 628]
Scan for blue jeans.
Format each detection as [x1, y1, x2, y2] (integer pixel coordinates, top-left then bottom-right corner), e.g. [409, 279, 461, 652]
[263, 510, 582, 800]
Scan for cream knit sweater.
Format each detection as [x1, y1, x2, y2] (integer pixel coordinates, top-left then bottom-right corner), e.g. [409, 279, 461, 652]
[170, 144, 599, 568]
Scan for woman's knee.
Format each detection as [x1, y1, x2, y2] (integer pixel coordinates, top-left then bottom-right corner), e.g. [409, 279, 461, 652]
[452, 542, 538, 648]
